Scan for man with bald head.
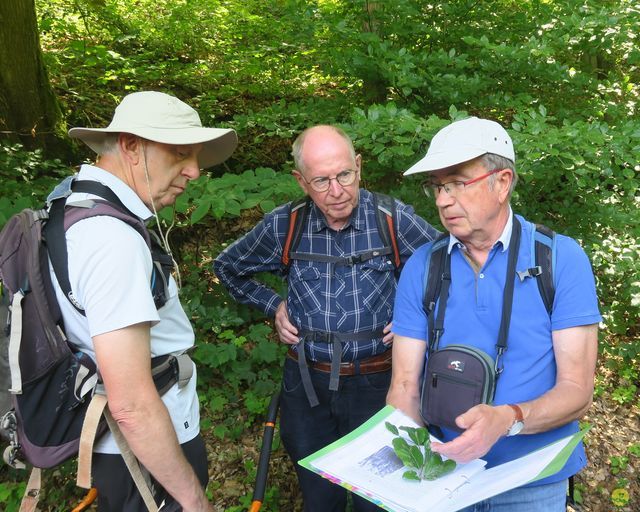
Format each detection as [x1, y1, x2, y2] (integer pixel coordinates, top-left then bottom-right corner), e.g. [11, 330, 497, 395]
[214, 125, 438, 511]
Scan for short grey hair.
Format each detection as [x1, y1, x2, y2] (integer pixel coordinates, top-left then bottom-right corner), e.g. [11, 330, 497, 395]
[480, 153, 518, 196]
[291, 125, 356, 174]
[99, 133, 122, 156]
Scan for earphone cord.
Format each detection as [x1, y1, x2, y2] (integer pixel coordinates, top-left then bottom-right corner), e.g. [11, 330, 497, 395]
[142, 144, 182, 289]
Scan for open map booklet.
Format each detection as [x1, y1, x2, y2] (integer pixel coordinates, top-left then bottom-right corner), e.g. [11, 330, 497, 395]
[299, 406, 588, 512]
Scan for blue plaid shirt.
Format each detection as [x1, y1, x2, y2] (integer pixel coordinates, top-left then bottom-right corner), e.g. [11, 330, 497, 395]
[214, 189, 439, 362]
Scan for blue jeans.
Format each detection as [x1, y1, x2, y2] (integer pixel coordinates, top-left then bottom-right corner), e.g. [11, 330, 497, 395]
[280, 358, 389, 512]
[458, 479, 568, 512]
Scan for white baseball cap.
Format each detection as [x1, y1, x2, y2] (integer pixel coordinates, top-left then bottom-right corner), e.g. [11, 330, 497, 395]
[404, 117, 515, 175]
[69, 91, 238, 169]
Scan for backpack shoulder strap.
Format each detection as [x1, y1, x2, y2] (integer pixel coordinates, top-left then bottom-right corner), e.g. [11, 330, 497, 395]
[532, 223, 556, 315]
[281, 197, 311, 270]
[44, 181, 153, 315]
[372, 192, 400, 269]
[422, 233, 450, 316]
[422, 233, 450, 348]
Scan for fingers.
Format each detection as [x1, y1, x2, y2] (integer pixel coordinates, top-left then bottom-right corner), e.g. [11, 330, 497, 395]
[430, 405, 506, 463]
[274, 302, 299, 345]
[382, 322, 394, 345]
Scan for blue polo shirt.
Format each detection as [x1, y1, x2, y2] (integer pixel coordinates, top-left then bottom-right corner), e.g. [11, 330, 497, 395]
[392, 213, 601, 484]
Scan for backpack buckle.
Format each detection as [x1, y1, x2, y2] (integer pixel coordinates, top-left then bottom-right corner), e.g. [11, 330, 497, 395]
[348, 254, 365, 265]
[516, 266, 542, 282]
[1, 411, 26, 469]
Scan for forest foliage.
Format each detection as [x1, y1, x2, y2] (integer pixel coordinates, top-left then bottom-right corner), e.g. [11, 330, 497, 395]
[0, 0, 638, 510]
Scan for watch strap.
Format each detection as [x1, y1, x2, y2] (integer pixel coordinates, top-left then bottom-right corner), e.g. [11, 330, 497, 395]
[506, 404, 524, 436]
[507, 403, 523, 422]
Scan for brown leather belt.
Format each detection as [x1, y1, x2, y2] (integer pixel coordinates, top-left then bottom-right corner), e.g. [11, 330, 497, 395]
[287, 347, 392, 376]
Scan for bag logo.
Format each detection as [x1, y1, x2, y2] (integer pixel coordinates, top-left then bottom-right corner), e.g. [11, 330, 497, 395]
[447, 358, 465, 372]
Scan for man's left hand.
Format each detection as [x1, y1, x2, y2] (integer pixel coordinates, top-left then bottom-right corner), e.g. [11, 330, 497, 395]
[430, 404, 514, 463]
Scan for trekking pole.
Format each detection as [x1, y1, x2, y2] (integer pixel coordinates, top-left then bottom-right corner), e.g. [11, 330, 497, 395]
[249, 391, 281, 512]
[71, 487, 98, 512]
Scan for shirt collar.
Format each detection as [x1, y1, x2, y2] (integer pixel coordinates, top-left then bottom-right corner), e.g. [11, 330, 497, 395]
[447, 206, 514, 254]
[76, 164, 153, 221]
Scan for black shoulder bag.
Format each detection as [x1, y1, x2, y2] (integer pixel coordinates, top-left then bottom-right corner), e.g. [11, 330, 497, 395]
[420, 216, 522, 432]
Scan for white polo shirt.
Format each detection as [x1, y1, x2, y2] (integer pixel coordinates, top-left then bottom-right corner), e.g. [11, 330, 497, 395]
[50, 164, 200, 453]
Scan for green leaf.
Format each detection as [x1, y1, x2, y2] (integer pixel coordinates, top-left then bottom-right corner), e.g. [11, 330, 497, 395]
[385, 422, 399, 436]
[409, 444, 424, 467]
[402, 470, 421, 481]
[251, 339, 280, 363]
[391, 437, 414, 467]
[260, 199, 276, 212]
[190, 200, 211, 224]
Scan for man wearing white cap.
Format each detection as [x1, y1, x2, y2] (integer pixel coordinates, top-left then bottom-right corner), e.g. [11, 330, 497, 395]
[387, 117, 600, 510]
[52, 91, 237, 511]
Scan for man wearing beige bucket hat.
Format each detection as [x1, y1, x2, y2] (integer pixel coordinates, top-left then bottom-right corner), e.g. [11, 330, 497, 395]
[387, 117, 600, 511]
[49, 91, 237, 511]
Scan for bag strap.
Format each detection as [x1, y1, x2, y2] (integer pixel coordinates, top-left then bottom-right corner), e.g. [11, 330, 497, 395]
[76, 389, 159, 512]
[45, 180, 171, 314]
[76, 392, 109, 489]
[18, 467, 40, 512]
[45, 180, 148, 315]
[426, 216, 522, 386]
[372, 192, 401, 269]
[428, 250, 451, 354]
[72, 180, 132, 213]
[494, 216, 522, 375]
[281, 197, 309, 270]
[517, 222, 556, 315]
[533, 223, 555, 315]
[104, 406, 159, 512]
[423, 234, 450, 350]
[282, 193, 401, 270]
[7, 290, 24, 395]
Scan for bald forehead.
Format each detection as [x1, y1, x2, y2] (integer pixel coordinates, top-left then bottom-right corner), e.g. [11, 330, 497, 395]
[302, 125, 346, 146]
[302, 127, 354, 158]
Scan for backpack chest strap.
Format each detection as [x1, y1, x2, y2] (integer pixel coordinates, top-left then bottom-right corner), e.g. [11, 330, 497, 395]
[289, 247, 392, 266]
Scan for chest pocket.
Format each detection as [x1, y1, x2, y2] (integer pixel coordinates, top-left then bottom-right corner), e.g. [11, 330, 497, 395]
[289, 265, 322, 316]
[360, 258, 396, 316]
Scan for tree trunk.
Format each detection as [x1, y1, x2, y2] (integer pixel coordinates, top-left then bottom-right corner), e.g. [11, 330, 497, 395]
[0, 0, 65, 153]
[361, 1, 387, 103]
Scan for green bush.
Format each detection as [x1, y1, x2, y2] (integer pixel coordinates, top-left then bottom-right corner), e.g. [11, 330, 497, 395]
[0, 143, 69, 227]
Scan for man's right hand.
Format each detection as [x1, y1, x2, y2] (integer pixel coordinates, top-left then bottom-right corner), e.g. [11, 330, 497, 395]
[274, 301, 299, 345]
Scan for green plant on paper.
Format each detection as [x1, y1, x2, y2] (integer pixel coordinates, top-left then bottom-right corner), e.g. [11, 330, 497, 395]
[385, 422, 457, 481]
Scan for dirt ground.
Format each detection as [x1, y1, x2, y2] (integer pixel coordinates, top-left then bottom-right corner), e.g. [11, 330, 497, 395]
[210, 365, 640, 512]
[576, 387, 640, 511]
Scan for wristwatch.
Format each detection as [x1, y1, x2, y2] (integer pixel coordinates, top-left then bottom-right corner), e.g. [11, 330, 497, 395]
[506, 404, 524, 436]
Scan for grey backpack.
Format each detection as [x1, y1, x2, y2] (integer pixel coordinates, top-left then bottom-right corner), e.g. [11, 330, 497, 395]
[0, 178, 187, 510]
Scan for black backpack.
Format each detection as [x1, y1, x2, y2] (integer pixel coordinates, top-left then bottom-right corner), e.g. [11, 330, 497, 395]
[422, 223, 556, 320]
[281, 192, 401, 270]
[0, 178, 186, 509]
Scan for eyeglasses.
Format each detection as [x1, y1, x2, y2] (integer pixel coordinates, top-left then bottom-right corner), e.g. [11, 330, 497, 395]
[422, 169, 503, 198]
[301, 169, 358, 193]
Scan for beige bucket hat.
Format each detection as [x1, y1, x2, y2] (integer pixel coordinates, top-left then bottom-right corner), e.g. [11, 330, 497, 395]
[68, 91, 238, 169]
